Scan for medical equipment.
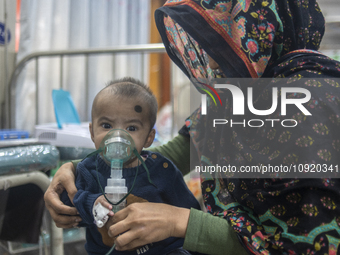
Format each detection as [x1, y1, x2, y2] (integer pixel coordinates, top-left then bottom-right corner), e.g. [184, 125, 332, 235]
[35, 88, 94, 149]
[93, 203, 110, 228]
[101, 129, 134, 212]
[92, 129, 157, 228]
[93, 129, 133, 227]
[35, 122, 94, 149]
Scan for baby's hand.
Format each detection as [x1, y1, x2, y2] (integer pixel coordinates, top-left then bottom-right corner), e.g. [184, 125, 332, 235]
[95, 195, 114, 213]
[93, 195, 114, 228]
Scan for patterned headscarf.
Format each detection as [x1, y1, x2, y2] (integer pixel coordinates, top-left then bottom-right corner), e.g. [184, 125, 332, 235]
[155, 0, 324, 79]
[156, 0, 340, 254]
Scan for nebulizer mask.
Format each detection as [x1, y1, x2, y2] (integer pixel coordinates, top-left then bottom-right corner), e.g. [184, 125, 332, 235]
[101, 129, 136, 211]
[91, 129, 155, 228]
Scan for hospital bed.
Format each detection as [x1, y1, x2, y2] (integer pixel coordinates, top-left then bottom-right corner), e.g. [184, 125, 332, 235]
[0, 138, 62, 255]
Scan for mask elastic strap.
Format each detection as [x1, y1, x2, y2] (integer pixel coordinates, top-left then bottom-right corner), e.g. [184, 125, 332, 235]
[82, 148, 103, 161]
[132, 148, 157, 188]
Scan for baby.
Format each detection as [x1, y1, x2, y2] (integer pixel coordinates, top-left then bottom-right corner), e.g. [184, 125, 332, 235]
[61, 77, 200, 255]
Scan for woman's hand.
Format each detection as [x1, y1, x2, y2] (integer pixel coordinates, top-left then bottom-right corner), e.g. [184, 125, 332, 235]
[44, 162, 82, 228]
[107, 202, 190, 251]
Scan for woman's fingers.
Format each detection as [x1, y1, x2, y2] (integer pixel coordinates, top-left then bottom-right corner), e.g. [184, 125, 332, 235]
[107, 207, 130, 238]
[44, 189, 82, 227]
[115, 234, 144, 251]
[44, 162, 82, 228]
[107, 203, 190, 251]
[111, 202, 171, 250]
[52, 213, 81, 228]
[46, 199, 80, 228]
[54, 163, 77, 203]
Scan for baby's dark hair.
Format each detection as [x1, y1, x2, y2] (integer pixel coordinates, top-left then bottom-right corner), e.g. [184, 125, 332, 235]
[105, 77, 158, 129]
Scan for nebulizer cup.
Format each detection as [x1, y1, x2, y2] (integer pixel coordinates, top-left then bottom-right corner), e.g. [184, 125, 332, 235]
[99, 129, 136, 212]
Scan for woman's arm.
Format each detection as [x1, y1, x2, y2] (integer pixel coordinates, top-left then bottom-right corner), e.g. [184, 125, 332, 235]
[107, 204, 248, 255]
[44, 162, 82, 228]
[149, 133, 195, 176]
[44, 133, 192, 228]
[107, 202, 191, 250]
[184, 209, 249, 255]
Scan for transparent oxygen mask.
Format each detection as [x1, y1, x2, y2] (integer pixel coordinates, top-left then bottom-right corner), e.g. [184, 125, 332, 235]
[99, 129, 136, 212]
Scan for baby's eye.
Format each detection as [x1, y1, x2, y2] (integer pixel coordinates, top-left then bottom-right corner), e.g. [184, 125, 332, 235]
[126, 126, 136, 132]
[101, 123, 112, 129]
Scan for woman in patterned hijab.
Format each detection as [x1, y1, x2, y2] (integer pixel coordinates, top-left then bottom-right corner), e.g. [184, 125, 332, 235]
[44, 0, 340, 254]
[154, 0, 340, 254]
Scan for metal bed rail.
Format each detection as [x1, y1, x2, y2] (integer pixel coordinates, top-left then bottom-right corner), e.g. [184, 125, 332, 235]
[5, 43, 166, 129]
[0, 171, 63, 255]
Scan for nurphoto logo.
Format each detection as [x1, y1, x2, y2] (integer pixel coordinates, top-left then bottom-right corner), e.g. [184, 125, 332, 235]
[197, 79, 312, 128]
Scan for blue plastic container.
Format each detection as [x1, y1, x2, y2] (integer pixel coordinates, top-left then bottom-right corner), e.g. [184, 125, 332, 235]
[0, 130, 30, 140]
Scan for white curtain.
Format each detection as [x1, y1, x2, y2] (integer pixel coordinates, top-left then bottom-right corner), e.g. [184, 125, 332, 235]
[0, 0, 16, 129]
[15, 0, 150, 133]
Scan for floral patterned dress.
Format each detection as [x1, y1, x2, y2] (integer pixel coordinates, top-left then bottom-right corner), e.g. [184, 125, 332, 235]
[156, 0, 340, 254]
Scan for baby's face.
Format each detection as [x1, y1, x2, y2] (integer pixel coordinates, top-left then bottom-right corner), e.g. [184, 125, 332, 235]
[89, 93, 154, 168]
